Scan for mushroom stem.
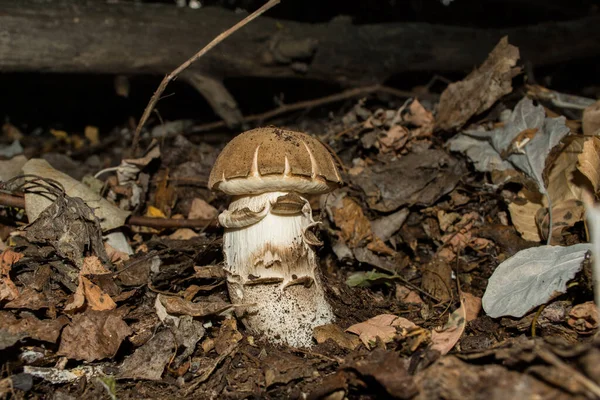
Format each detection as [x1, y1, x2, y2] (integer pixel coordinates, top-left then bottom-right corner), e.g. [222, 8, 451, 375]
[220, 191, 334, 347]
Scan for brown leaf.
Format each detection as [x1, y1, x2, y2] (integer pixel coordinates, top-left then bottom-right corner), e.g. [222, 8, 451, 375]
[65, 256, 116, 311]
[507, 189, 544, 242]
[436, 37, 521, 131]
[346, 314, 416, 349]
[4, 288, 49, 310]
[547, 137, 592, 205]
[461, 292, 482, 322]
[378, 125, 409, 153]
[120, 329, 175, 381]
[0, 311, 69, 349]
[188, 198, 218, 220]
[405, 99, 434, 137]
[58, 310, 132, 362]
[0, 249, 23, 302]
[578, 136, 600, 195]
[395, 284, 424, 304]
[535, 199, 585, 244]
[159, 295, 234, 317]
[568, 301, 599, 333]
[214, 318, 243, 355]
[331, 196, 394, 255]
[168, 228, 199, 240]
[430, 301, 467, 355]
[583, 100, 600, 136]
[313, 323, 361, 350]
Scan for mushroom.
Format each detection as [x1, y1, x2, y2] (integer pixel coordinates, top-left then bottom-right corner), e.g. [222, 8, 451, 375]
[209, 127, 342, 347]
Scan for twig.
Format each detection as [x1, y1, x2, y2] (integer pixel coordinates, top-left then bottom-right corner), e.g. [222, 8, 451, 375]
[188, 84, 427, 135]
[0, 192, 218, 229]
[131, 0, 281, 154]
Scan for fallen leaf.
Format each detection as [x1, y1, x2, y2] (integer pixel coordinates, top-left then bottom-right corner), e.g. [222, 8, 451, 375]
[0, 311, 68, 349]
[436, 37, 521, 131]
[378, 125, 409, 153]
[313, 324, 361, 350]
[535, 199, 585, 244]
[405, 99, 434, 137]
[84, 126, 99, 145]
[58, 310, 132, 362]
[482, 243, 592, 318]
[461, 292, 482, 322]
[395, 284, 424, 304]
[0, 249, 23, 301]
[159, 294, 234, 317]
[568, 301, 599, 333]
[583, 100, 600, 135]
[22, 158, 130, 231]
[119, 329, 175, 381]
[547, 137, 592, 205]
[578, 136, 600, 194]
[188, 198, 218, 220]
[4, 288, 49, 310]
[346, 270, 397, 288]
[430, 301, 467, 355]
[214, 318, 243, 355]
[168, 228, 199, 240]
[507, 189, 544, 242]
[346, 314, 416, 348]
[65, 256, 116, 312]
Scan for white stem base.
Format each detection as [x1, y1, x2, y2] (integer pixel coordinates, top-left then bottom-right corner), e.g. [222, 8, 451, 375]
[222, 192, 334, 347]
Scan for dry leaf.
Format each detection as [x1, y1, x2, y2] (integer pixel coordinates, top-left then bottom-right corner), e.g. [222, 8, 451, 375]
[0, 249, 23, 302]
[405, 99, 434, 137]
[578, 136, 600, 194]
[332, 196, 394, 255]
[168, 228, 199, 240]
[568, 301, 599, 333]
[507, 190, 543, 242]
[84, 126, 99, 145]
[535, 199, 585, 244]
[547, 137, 593, 205]
[436, 37, 521, 131]
[159, 294, 234, 317]
[0, 311, 69, 349]
[188, 198, 218, 220]
[461, 292, 482, 322]
[58, 310, 132, 362]
[430, 302, 467, 355]
[346, 314, 416, 348]
[378, 125, 409, 153]
[65, 256, 116, 311]
[313, 324, 361, 350]
[395, 284, 424, 304]
[583, 100, 600, 136]
[119, 330, 175, 381]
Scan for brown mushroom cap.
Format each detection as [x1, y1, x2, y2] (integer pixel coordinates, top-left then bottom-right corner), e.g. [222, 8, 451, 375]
[209, 127, 342, 195]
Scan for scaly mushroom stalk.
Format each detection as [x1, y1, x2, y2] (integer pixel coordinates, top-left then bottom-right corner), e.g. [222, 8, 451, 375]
[220, 191, 333, 347]
[209, 127, 342, 347]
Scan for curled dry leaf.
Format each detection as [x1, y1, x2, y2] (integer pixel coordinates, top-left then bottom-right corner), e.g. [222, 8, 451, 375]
[0, 249, 23, 302]
[461, 292, 482, 322]
[507, 189, 544, 242]
[436, 36, 521, 131]
[120, 329, 176, 381]
[65, 256, 116, 312]
[0, 311, 69, 349]
[578, 136, 600, 195]
[535, 199, 585, 244]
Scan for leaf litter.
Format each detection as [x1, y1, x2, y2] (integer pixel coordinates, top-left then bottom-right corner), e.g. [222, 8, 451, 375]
[0, 34, 600, 400]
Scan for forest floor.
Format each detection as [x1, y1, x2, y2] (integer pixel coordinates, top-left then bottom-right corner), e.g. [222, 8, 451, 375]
[1, 35, 600, 400]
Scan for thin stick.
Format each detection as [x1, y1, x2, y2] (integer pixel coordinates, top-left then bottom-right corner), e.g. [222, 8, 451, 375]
[131, 0, 281, 154]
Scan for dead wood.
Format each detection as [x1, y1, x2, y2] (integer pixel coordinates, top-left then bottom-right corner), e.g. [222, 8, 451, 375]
[1, 0, 599, 84]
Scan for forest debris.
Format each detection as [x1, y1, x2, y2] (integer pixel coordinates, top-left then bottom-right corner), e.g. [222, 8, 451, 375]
[465, 98, 571, 196]
[188, 198, 218, 220]
[371, 208, 409, 242]
[22, 159, 130, 231]
[583, 100, 600, 135]
[422, 257, 453, 301]
[507, 189, 544, 242]
[436, 37, 521, 131]
[482, 244, 592, 318]
[462, 292, 482, 322]
[0, 155, 27, 182]
[346, 314, 417, 349]
[168, 228, 200, 240]
[65, 256, 116, 312]
[346, 350, 417, 399]
[58, 310, 132, 362]
[329, 194, 394, 255]
[547, 137, 592, 206]
[535, 199, 585, 243]
[395, 284, 423, 304]
[313, 324, 361, 350]
[578, 137, 600, 194]
[4, 288, 49, 310]
[431, 298, 467, 355]
[159, 294, 235, 317]
[119, 329, 175, 381]
[351, 149, 465, 212]
[0, 311, 68, 349]
[24, 365, 108, 385]
[567, 301, 599, 333]
[0, 141, 23, 158]
[447, 133, 514, 172]
[0, 249, 23, 301]
[264, 351, 315, 388]
[214, 318, 242, 355]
